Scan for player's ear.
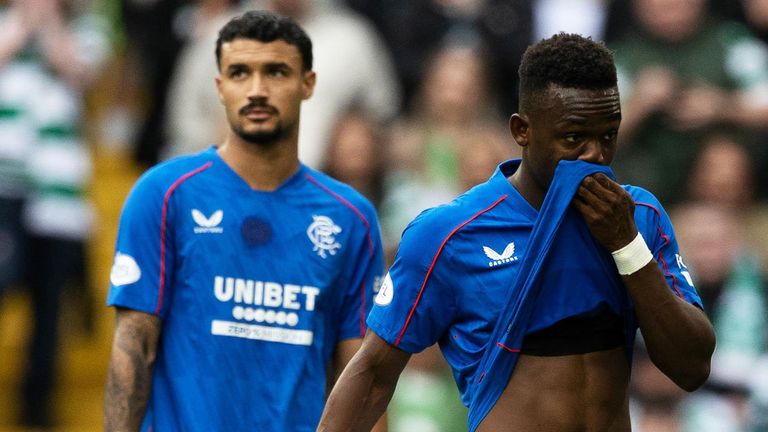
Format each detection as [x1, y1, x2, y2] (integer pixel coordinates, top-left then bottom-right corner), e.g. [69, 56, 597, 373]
[509, 114, 530, 147]
[215, 75, 225, 104]
[302, 70, 316, 100]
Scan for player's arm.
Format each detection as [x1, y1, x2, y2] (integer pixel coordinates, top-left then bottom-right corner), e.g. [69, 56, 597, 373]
[573, 173, 715, 391]
[319, 331, 410, 432]
[332, 338, 389, 432]
[104, 308, 161, 431]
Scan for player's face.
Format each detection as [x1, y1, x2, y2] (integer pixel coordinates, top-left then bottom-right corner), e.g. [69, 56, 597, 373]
[511, 85, 621, 192]
[216, 38, 315, 145]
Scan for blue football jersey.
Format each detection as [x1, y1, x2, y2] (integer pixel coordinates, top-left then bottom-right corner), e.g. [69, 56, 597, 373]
[367, 159, 702, 410]
[107, 147, 384, 431]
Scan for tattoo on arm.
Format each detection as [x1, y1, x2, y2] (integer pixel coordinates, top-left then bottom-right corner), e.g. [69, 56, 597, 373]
[104, 309, 161, 431]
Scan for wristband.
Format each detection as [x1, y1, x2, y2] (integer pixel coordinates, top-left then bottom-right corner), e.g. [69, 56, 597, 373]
[611, 233, 653, 275]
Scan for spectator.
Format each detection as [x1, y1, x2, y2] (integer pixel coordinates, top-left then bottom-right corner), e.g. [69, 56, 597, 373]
[0, 0, 110, 426]
[379, 41, 511, 255]
[671, 202, 767, 431]
[346, 0, 532, 120]
[163, 0, 243, 163]
[122, 0, 189, 167]
[323, 110, 385, 208]
[743, 0, 768, 42]
[686, 132, 768, 266]
[611, 0, 768, 205]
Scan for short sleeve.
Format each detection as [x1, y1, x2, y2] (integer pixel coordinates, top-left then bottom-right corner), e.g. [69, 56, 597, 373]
[106, 173, 174, 317]
[337, 205, 385, 341]
[633, 193, 703, 308]
[367, 214, 457, 353]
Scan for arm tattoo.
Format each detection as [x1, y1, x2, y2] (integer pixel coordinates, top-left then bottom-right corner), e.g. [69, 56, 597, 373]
[104, 309, 161, 431]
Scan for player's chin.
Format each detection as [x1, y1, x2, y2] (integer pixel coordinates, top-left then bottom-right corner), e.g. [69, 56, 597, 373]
[236, 125, 282, 145]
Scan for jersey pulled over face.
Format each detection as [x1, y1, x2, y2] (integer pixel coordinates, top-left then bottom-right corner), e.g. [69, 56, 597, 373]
[367, 160, 702, 412]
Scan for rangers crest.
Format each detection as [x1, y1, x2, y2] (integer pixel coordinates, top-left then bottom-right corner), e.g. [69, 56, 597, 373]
[307, 215, 342, 258]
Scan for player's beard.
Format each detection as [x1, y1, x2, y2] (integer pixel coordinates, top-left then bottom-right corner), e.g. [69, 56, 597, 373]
[233, 122, 284, 147]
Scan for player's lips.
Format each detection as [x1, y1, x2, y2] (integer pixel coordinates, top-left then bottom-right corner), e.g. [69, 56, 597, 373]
[240, 104, 277, 120]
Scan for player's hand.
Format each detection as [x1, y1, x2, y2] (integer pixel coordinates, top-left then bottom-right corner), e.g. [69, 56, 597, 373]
[572, 173, 637, 252]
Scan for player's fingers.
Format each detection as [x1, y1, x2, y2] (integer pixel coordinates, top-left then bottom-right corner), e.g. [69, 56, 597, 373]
[576, 182, 605, 205]
[572, 194, 601, 223]
[581, 175, 632, 210]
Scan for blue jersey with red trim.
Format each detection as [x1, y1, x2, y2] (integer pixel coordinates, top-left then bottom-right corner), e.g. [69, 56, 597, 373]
[107, 147, 384, 432]
[367, 159, 701, 414]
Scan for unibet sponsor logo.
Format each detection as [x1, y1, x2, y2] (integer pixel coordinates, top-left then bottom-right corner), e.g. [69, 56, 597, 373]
[212, 276, 319, 345]
[213, 276, 320, 325]
[374, 273, 394, 306]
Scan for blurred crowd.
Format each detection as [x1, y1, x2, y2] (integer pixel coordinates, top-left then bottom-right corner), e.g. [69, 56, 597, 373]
[0, 0, 767, 430]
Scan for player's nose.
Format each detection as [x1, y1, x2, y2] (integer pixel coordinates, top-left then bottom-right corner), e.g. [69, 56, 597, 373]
[578, 139, 606, 165]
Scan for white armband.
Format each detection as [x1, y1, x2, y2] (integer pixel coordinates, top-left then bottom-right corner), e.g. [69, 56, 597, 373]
[611, 233, 653, 275]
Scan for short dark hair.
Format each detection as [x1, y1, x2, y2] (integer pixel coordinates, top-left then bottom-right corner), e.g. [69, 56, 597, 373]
[216, 11, 313, 71]
[518, 33, 617, 113]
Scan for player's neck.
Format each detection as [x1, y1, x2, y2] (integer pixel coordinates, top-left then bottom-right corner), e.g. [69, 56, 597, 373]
[217, 134, 300, 191]
[509, 163, 546, 211]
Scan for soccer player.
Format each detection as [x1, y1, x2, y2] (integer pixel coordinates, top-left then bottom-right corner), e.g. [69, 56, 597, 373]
[317, 33, 715, 432]
[103, 11, 384, 431]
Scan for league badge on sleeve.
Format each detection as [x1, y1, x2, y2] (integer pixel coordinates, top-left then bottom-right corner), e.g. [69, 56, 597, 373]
[374, 273, 394, 306]
[110, 252, 142, 286]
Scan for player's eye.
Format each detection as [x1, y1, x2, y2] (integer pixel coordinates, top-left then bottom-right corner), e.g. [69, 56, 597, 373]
[228, 67, 248, 79]
[564, 134, 582, 144]
[266, 65, 289, 77]
[603, 130, 618, 142]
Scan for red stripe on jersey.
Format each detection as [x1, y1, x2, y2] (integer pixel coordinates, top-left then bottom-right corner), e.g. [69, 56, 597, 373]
[497, 342, 521, 353]
[394, 195, 508, 347]
[156, 162, 213, 314]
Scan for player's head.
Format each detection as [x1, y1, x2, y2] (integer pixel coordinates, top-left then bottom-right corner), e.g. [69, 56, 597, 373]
[517, 33, 617, 117]
[215, 11, 316, 147]
[510, 33, 621, 192]
[216, 11, 312, 71]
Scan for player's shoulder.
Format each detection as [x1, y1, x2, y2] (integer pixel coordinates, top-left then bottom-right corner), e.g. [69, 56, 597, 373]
[623, 184, 665, 213]
[622, 184, 674, 232]
[302, 165, 378, 220]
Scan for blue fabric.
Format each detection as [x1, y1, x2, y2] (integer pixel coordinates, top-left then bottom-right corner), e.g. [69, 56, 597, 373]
[107, 147, 384, 431]
[366, 159, 703, 431]
[467, 160, 624, 429]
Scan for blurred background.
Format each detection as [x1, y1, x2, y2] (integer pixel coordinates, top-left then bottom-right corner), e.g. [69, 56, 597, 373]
[0, 0, 767, 430]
